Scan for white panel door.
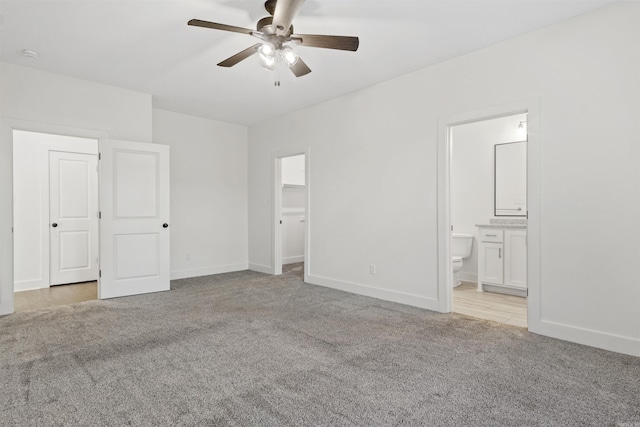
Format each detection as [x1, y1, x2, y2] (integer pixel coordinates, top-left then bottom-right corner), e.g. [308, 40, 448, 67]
[99, 140, 170, 299]
[49, 151, 99, 285]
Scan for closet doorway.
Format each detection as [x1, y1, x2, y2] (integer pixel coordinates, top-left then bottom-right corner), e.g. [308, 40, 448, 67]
[273, 151, 309, 280]
[13, 130, 99, 311]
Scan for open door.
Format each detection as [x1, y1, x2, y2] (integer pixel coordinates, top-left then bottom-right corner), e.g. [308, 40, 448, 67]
[99, 139, 170, 299]
[49, 151, 99, 286]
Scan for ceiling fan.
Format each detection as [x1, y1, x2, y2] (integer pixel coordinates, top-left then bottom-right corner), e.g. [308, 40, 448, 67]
[188, 0, 359, 83]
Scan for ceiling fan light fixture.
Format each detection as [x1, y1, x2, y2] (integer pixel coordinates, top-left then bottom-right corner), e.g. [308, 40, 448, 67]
[188, 0, 360, 80]
[280, 45, 299, 67]
[258, 42, 277, 70]
[261, 56, 276, 71]
[258, 42, 275, 59]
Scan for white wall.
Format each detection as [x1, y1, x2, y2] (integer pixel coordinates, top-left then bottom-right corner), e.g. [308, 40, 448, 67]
[152, 109, 248, 279]
[451, 114, 526, 282]
[0, 63, 152, 143]
[13, 131, 98, 291]
[0, 63, 153, 314]
[248, 2, 640, 356]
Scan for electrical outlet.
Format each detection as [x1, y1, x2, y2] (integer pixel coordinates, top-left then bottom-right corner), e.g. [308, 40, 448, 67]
[369, 264, 376, 275]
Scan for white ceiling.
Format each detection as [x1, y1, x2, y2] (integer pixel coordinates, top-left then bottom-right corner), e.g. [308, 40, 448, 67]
[0, 0, 618, 125]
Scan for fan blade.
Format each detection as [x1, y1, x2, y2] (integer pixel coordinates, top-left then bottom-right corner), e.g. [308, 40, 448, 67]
[188, 19, 254, 35]
[272, 0, 305, 35]
[291, 34, 359, 51]
[289, 58, 311, 77]
[217, 44, 261, 67]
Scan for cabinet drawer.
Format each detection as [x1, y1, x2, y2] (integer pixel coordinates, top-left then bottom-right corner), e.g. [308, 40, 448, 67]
[479, 228, 504, 242]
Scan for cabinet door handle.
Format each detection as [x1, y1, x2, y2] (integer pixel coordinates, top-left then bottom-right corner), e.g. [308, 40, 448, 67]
[486, 234, 497, 237]
[499, 248, 502, 258]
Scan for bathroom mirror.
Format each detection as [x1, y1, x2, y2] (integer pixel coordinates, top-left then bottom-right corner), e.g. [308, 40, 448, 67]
[494, 141, 527, 216]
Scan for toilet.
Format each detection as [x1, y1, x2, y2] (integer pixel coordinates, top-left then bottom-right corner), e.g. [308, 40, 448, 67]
[452, 233, 474, 287]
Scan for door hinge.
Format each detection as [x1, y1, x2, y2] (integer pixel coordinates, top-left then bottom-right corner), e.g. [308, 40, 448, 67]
[280, 220, 283, 224]
[98, 211, 101, 219]
[98, 153, 101, 160]
[451, 225, 453, 231]
[99, 270, 102, 277]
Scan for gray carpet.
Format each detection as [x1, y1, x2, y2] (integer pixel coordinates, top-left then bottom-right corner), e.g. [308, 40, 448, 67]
[1, 264, 638, 426]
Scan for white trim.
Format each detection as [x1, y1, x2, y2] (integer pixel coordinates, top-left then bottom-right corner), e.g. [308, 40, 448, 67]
[14, 279, 45, 292]
[307, 274, 440, 311]
[0, 121, 14, 315]
[170, 263, 248, 280]
[0, 300, 12, 316]
[249, 263, 273, 274]
[283, 255, 304, 265]
[536, 320, 640, 357]
[437, 99, 541, 331]
[457, 272, 477, 283]
[273, 156, 283, 275]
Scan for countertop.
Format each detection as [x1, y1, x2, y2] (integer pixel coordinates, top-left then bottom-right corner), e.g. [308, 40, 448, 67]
[476, 223, 527, 229]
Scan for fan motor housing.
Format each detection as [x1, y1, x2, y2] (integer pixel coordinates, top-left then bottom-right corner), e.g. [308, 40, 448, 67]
[257, 16, 273, 32]
[264, 0, 277, 15]
[257, 16, 292, 36]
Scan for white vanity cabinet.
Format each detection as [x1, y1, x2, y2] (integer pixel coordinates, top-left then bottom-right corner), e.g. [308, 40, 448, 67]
[477, 226, 527, 293]
[504, 229, 527, 288]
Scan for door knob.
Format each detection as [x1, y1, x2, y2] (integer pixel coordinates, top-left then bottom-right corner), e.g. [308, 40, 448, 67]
[51, 223, 58, 228]
[163, 223, 169, 228]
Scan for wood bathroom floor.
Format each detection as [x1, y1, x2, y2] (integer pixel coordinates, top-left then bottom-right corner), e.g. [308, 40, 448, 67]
[14, 281, 97, 312]
[453, 282, 527, 327]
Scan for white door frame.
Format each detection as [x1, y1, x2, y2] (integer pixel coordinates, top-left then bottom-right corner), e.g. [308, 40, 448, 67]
[2, 119, 107, 314]
[437, 99, 542, 332]
[272, 147, 310, 280]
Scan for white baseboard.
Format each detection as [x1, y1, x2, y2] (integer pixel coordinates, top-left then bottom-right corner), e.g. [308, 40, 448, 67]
[170, 263, 248, 280]
[458, 272, 477, 283]
[248, 263, 273, 274]
[531, 319, 640, 357]
[14, 279, 46, 292]
[283, 255, 304, 265]
[306, 274, 440, 311]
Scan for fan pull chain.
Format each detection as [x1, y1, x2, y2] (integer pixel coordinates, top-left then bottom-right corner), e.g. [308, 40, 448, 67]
[274, 61, 281, 86]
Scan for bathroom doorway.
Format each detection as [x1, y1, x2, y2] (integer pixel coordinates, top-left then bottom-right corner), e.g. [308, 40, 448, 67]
[449, 113, 528, 327]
